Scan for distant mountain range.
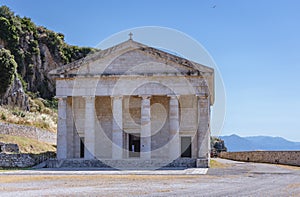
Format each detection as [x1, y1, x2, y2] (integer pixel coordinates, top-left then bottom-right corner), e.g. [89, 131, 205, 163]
[220, 134, 300, 152]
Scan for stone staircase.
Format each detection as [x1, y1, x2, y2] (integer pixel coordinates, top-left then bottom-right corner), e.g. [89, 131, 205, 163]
[46, 158, 197, 169]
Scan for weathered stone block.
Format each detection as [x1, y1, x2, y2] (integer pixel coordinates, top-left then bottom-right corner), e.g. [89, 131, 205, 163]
[196, 158, 209, 168]
[1, 143, 19, 153]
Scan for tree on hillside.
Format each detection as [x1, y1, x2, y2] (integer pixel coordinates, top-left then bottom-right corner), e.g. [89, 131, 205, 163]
[0, 5, 97, 106]
[0, 5, 14, 19]
[0, 48, 17, 95]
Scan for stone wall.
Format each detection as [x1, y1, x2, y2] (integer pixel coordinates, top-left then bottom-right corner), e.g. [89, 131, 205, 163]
[0, 122, 56, 145]
[220, 151, 300, 166]
[0, 152, 56, 168]
[0, 143, 19, 153]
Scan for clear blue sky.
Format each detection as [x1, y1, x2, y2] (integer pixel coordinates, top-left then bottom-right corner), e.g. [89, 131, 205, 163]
[1, 0, 300, 141]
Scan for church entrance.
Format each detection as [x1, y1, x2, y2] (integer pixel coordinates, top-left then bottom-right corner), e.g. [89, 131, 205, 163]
[181, 136, 192, 158]
[129, 134, 140, 158]
[80, 137, 85, 158]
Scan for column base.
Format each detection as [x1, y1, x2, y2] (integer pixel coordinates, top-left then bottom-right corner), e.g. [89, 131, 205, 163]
[196, 158, 210, 168]
[140, 152, 151, 159]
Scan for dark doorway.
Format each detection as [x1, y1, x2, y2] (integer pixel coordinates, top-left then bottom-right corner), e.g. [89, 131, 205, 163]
[80, 137, 85, 158]
[181, 136, 192, 158]
[129, 134, 140, 157]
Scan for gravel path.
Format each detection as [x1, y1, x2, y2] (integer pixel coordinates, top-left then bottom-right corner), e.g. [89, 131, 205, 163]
[0, 159, 299, 196]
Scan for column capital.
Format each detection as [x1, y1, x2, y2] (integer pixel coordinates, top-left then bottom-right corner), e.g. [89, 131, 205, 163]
[139, 95, 151, 100]
[111, 95, 123, 100]
[167, 94, 180, 99]
[196, 93, 209, 100]
[55, 96, 67, 100]
[83, 96, 95, 102]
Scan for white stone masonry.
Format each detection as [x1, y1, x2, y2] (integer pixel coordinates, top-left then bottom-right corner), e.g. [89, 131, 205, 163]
[140, 95, 151, 159]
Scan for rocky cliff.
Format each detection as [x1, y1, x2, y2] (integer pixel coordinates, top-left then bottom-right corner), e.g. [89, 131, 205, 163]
[0, 6, 97, 110]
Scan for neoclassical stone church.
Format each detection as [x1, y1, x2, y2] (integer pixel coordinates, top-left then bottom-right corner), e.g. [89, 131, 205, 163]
[49, 35, 214, 169]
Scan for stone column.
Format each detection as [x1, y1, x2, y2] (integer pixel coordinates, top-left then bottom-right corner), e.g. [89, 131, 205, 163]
[196, 94, 210, 167]
[73, 124, 81, 158]
[57, 96, 67, 159]
[84, 96, 95, 159]
[140, 95, 151, 159]
[111, 95, 123, 159]
[66, 98, 74, 158]
[168, 95, 180, 160]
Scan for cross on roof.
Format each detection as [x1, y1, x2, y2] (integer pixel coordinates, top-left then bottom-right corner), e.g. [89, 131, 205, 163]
[129, 32, 133, 40]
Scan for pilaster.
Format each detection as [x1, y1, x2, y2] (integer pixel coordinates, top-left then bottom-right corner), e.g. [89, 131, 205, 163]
[196, 94, 210, 167]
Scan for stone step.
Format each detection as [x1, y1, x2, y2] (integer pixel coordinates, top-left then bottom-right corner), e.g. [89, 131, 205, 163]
[46, 158, 197, 169]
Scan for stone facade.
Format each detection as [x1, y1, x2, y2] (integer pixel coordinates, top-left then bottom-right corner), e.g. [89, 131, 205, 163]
[220, 151, 300, 166]
[49, 38, 214, 169]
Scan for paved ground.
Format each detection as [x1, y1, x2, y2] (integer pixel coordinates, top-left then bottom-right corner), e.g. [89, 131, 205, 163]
[0, 159, 299, 196]
[0, 167, 208, 175]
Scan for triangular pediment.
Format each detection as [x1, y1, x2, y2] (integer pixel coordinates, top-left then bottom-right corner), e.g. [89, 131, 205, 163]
[49, 39, 213, 77]
[50, 39, 215, 105]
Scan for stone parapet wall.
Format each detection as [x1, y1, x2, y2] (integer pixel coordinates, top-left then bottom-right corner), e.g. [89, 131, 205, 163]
[0, 122, 56, 145]
[220, 151, 300, 166]
[0, 153, 35, 168]
[0, 143, 19, 153]
[0, 152, 56, 168]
